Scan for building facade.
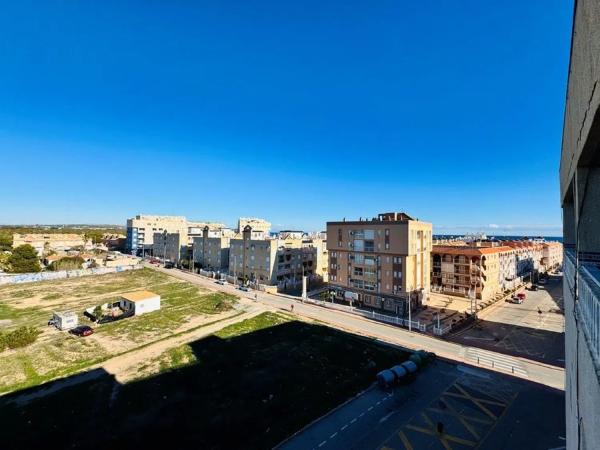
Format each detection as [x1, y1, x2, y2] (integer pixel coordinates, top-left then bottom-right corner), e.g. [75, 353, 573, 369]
[560, 1, 600, 448]
[12, 233, 92, 255]
[152, 232, 185, 263]
[227, 226, 327, 288]
[431, 245, 512, 301]
[126, 215, 224, 254]
[193, 226, 232, 272]
[326, 212, 432, 314]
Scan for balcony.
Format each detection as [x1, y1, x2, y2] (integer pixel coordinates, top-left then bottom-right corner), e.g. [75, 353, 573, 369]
[565, 249, 600, 373]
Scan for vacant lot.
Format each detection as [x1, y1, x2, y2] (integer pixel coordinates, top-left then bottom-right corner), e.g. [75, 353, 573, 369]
[0, 268, 237, 393]
[0, 312, 409, 450]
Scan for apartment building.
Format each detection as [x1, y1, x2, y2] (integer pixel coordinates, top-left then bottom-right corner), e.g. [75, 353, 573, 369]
[125, 215, 224, 254]
[498, 247, 518, 291]
[431, 245, 512, 301]
[12, 233, 92, 255]
[152, 232, 186, 263]
[237, 217, 271, 238]
[503, 240, 543, 280]
[228, 226, 327, 288]
[560, 2, 600, 448]
[192, 226, 233, 272]
[542, 242, 563, 271]
[326, 212, 432, 314]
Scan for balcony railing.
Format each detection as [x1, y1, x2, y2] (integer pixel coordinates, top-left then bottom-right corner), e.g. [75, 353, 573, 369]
[565, 248, 600, 373]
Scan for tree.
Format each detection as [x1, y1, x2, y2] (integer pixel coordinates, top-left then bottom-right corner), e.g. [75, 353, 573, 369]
[0, 233, 12, 252]
[49, 256, 84, 271]
[7, 245, 41, 273]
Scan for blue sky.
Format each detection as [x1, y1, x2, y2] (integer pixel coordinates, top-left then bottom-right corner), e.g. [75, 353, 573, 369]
[0, 1, 572, 235]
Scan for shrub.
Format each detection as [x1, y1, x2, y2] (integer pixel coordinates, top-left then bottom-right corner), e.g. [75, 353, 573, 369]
[0, 326, 42, 351]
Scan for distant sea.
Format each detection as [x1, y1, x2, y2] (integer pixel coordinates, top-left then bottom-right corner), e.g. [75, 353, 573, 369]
[434, 234, 563, 243]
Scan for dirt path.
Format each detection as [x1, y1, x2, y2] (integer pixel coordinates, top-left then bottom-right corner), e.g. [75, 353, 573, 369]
[105, 302, 267, 382]
[4, 301, 267, 406]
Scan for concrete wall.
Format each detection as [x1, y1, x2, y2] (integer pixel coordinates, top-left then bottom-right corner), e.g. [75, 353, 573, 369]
[560, 0, 600, 202]
[0, 264, 142, 285]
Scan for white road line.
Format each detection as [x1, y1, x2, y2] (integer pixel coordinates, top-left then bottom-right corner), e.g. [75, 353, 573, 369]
[350, 418, 357, 424]
[318, 440, 327, 447]
[359, 412, 365, 417]
[376, 400, 381, 405]
[341, 424, 348, 431]
[382, 397, 388, 401]
[330, 432, 337, 439]
[367, 406, 374, 411]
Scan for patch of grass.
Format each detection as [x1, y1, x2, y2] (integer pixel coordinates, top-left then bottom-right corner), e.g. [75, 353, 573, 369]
[0, 312, 410, 450]
[0, 268, 238, 393]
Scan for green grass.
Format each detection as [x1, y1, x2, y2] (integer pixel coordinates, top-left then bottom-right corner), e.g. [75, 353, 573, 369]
[0, 268, 238, 393]
[0, 312, 410, 450]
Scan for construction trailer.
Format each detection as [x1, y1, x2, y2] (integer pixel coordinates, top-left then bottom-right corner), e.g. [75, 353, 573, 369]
[51, 311, 78, 330]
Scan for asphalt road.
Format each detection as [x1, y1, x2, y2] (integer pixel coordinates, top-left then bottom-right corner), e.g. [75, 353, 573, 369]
[450, 275, 565, 366]
[277, 360, 565, 450]
[151, 265, 565, 390]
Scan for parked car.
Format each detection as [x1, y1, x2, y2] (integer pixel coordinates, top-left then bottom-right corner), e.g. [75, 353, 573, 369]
[238, 286, 250, 292]
[529, 285, 538, 291]
[149, 258, 160, 265]
[69, 326, 94, 337]
[215, 279, 226, 285]
[506, 296, 523, 304]
[164, 261, 175, 269]
[517, 292, 526, 300]
[539, 278, 547, 285]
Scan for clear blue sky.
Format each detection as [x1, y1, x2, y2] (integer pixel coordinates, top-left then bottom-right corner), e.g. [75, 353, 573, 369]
[0, 1, 573, 235]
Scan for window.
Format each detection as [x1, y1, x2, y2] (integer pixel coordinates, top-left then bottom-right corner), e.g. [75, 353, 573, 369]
[354, 267, 364, 276]
[364, 240, 374, 252]
[364, 230, 374, 239]
[354, 239, 364, 251]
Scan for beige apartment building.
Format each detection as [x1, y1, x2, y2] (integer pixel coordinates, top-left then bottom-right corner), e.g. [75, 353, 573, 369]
[542, 241, 563, 271]
[228, 226, 327, 288]
[326, 212, 432, 314]
[126, 214, 224, 255]
[431, 245, 513, 301]
[12, 233, 92, 255]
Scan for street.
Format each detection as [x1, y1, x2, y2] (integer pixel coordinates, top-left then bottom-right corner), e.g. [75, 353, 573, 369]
[449, 275, 565, 366]
[152, 265, 565, 390]
[277, 360, 565, 450]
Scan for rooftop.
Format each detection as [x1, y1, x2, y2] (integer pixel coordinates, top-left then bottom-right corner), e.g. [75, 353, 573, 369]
[121, 290, 159, 302]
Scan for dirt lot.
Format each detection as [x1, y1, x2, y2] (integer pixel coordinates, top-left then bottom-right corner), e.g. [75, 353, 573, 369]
[0, 268, 238, 393]
[0, 311, 409, 450]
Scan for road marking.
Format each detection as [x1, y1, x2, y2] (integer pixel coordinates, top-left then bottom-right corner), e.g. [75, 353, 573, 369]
[379, 411, 395, 424]
[376, 400, 381, 405]
[382, 396, 389, 401]
[329, 432, 337, 439]
[340, 424, 348, 431]
[318, 440, 327, 447]
[351, 418, 357, 424]
[359, 412, 365, 417]
[398, 430, 414, 450]
[368, 406, 374, 411]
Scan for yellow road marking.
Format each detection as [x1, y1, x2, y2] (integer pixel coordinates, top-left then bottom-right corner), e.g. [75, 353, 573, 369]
[449, 384, 501, 420]
[397, 431, 413, 450]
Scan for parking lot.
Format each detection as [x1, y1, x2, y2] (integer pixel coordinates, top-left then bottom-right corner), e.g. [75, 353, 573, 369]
[278, 359, 565, 450]
[448, 275, 564, 366]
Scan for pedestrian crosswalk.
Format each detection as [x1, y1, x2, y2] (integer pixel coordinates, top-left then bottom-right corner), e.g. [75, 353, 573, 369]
[464, 347, 528, 377]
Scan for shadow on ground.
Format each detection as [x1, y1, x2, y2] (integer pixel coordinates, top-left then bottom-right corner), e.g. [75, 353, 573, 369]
[0, 318, 409, 450]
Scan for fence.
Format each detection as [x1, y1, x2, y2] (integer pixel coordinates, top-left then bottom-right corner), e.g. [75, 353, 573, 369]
[0, 264, 143, 285]
[433, 324, 452, 336]
[352, 309, 426, 332]
[577, 262, 600, 371]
